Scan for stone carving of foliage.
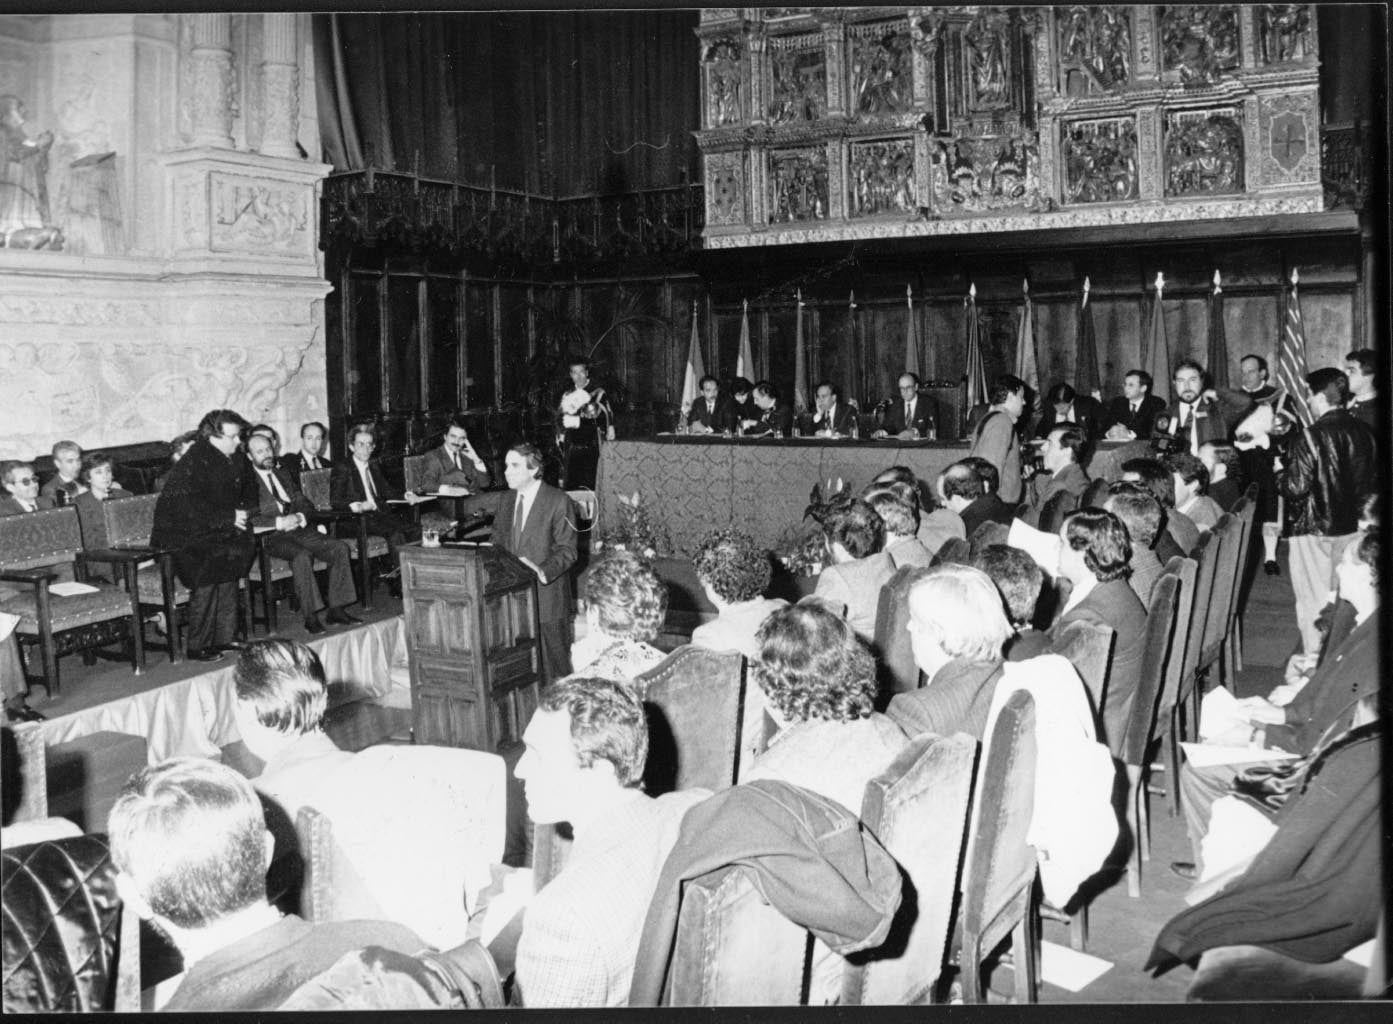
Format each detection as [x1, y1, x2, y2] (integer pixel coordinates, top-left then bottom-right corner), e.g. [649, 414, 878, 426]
[849, 24, 913, 116]
[769, 146, 828, 223]
[1161, 5, 1240, 84]
[1164, 110, 1244, 196]
[1056, 6, 1132, 95]
[1061, 117, 1139, 204]
[849, 138, 915, 217]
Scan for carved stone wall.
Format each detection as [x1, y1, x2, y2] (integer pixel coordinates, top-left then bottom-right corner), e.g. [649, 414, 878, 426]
[697, 5, 1324, 249]
[0, 13, 329, 453]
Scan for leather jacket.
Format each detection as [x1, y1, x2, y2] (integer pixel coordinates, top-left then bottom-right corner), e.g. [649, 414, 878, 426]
[1279, 408, 1379, 536]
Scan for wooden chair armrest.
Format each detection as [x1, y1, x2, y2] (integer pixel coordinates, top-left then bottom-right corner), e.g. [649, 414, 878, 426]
[77, 548, 150, 566]
[307, 508, 360, 523]
[0, 567, 59, 585]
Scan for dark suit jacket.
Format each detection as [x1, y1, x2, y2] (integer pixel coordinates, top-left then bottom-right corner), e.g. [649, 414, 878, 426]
[809, 402, 856, 436]
[959, 492, 1014, 540]
[1267, 614, 1379, 755]
[1104, 394, 1167, 439]
[1163, 391, 1254, 451]
[887, 658, 1004, 742]
[1208, 477, 1242, 512]
[1021, 462, 1090, 529]
[38, 476, 81, 503]
[0, 495, 54, 516]
[881, 394, 935, 436]
[1035, 395, 1106, 441]
[151, 437, 256, 587]
[1052, 578, 1148, 756]
[247, 464, 317, 527]
[744, 401, 792, 437]
[282, 452, 334, 475]
[686, 395, 737, 433]
[330, 459, 403, 508]
[491, 483, 577, 625]
[415, 445, 490, 494]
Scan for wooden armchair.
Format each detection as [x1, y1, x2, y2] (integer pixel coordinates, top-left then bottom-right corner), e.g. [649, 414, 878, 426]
[0, 507, 144, 694]
[300, 468, 389, 611]
[634, 645, 745, 795]
[95, 494, 186, 661]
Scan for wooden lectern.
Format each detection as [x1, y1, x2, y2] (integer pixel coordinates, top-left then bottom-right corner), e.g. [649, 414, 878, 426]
[399, 542, 543, 752]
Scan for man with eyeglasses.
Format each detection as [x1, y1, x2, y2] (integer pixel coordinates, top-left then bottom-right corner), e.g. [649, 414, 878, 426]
[0, 461, 53, 515]
[152, 409, 258, 662]
[874, 372, 935, 440]
[330, 425, 423, 596]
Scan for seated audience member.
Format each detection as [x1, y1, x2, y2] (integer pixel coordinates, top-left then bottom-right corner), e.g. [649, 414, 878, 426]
[972, 544, 1048, 662]
[230, 639, 503, 948]
[968, 374, 1027, 504]
[1104, 369, 1166, 440]
[809, 380, 856, 437]
[690, 528, 786, 660]
[730, 377, 757, 432]
[1035, 382, 1105, 442]
[862, 483, 932, 568]
[284, 421, 333, 475]
[0, 460, 53, 515]
[108, 757, 431, 1011]
[874, 372, 934, 439]
[1171, 530, 1381, 882]
[514, 677, 708, 1007]
[2, 625, 44, 722]
[154, 430, 198, 493]
[1104, 481, 1167, 607]
[887, 564, 1014, 741]
[1052, 508, 1147, 757]
[742, 380, 793, 437]
[572, 549, 668, 689]
[416, 415, 491, 494]
[39, 440, 85, 504]
[1020, 423, 1091, 530]
[745, 600, 908, 812]
[248, 424, 282, 460]
[945, 458, 1013, 539]
[72, 453, 130, 562]
[1121, 455, 1195, 559]
[1198, 441, 1243, 511]
[330, 424, 422, 592]
[1165, 452, 1223, 533]
[812, 494, 895, 643]
[871, 465, 964, 554]
[685, 374, 736, 434]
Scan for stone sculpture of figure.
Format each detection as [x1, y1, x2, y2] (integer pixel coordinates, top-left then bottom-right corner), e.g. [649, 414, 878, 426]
[0, 96, 63, 250]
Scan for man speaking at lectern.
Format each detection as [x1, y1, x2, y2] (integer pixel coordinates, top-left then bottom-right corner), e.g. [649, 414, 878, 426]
[493, 443, 577, 682]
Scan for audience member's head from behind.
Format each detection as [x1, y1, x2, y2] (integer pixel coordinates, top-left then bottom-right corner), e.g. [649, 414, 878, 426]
[694, 528, 771, 608]
[862, 484, 919, 540]
[971, 544, 1044, 631]
[170, 430, 198, 464]
[1104, 481, 1164, 551]
[1120, 456, 1176, 510]
[108, 758, 274, 946]
[1306, 366, 1351, 417]
[1164, 452, 1210, 507]
[962, 456, 999, 495]
[516, 676, 648, 828]
[583, 549, 667, 644]
[754, 601, 875, 727]
[906, 564, 1012, 679]
[1337, 529, 1380, 622]
[821, 493, 885, 563]
[1059, 508, 1132, 586]
[1198, 441, 1240, 486]
[230, 639, 329, 762]
[941, 460, 985, 513]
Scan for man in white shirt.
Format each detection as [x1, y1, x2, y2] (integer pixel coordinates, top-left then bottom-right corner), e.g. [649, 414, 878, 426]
[283, 421, 333, 475]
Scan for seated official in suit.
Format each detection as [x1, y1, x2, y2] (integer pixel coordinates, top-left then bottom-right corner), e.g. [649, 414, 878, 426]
[1104, 369, 1167, 441]
[811, 494, 895, 643]
[247, 424, 283, 468]
[1019, 424, 1091, 530]
[685, 375, 736, 435]
[282, 421, 333, 475]
[492, 442, 578, 682]
[416, 416, 491, 495]
[873, 372, 935, 439]
[571, 549, 667, 690]
[972, 543, 1049, 662]
[72, 453, 130, 570]
[741, 380, 793, 437]
[1121, 456, 1197, 559]
[39, 440, 85, 504]
[1103, 482, 1167, 608]
[0, 460, 54, 515]
[862, 482, 932, 568]
[730, 377, 758, 434]
[1198, 441, 1244, 512]
[690, 527, 786, 660]
[887, 564, 1014, 741]
[246, 434, 359, 634]
[1035, 382, 1105, 442]
[1166, 452, 1223, 534]
[329, 424, 424, 593]
[808, 380, 856, 437]
[1051, 508, 1148, 757]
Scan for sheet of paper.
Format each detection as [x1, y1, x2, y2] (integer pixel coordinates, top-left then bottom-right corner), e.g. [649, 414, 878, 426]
[1180, 741, 1300, 768]
[49, 581, 100, 596]
[1007, 517, 1062, 575]
[387, 497, 429, 504]
[1040, 939, 1112, 992]
[1198, 685, 1248, 740]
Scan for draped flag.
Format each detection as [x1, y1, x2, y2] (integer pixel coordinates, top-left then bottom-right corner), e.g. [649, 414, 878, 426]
[1075, 277, 1102, 398]
[737, 298, 754, 381]
[904, 284, 922, 379]
[1145, 273, 1171, 404]
[1277, 268, 1315, 429]
[680, 300, 705, 414]
[1207, 270, 1230, 391]
[1014, 278, 1039, 400]
[964, 283, 989, 410]
[793, 289, 808, 414]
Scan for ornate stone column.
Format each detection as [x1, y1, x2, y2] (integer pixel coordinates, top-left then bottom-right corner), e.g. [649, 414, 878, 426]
[259, 12, 300, 158]
[188, 13, 234, 148]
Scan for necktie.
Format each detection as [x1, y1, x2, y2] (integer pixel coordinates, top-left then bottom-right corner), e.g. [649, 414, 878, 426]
[263, 471, 288, 512]
[362, 464, 377, 504]
[512, 492, 526, 549]
[451, 450, 461, 471]
[311, 456, 320, 470]
[905, 400, 912, 422]
[1131, 402, 1139, 415]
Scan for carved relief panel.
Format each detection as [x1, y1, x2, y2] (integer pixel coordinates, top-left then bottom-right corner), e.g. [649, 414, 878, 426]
[848, 20, 914, 117]
[929, 131, 1043, 214]
[702, 37, 745, 128]
[1164, 108, 1244, 196]
[767, 32, 827, 125]
[210, 173, 312, 255]
[848, 137, 915, 217]
[1055, 6, 1133, 96]
[1258, 4, 1314, 64]
[704, 151, 747, 226]
[1160, 5, 1240, 84]
[768, 145, 828, 223]
[1258, 90, 1318, 185]
[1061, 116, 1139, 204]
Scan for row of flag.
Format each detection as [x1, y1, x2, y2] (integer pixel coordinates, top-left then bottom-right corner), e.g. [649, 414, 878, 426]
[683, 273, 1313, 422]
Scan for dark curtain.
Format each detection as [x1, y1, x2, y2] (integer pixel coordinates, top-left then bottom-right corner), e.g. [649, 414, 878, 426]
[314, 10, 700, 195]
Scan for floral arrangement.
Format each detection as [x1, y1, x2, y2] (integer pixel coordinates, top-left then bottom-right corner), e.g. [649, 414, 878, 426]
[772, 477, 849, 576]
[596, 490, 670, 559]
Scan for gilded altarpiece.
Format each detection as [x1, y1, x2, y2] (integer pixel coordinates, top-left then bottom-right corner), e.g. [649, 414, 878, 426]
[697, 5, 1324, 249]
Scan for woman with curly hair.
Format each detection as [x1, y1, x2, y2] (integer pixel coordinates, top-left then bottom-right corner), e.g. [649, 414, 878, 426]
[690, 528, 787, 660]
[745, 600, 907, 814]
[571, 548, 668, 691]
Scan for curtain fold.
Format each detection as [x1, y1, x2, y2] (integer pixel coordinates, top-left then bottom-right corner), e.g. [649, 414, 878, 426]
[312, 10, 699, 194]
